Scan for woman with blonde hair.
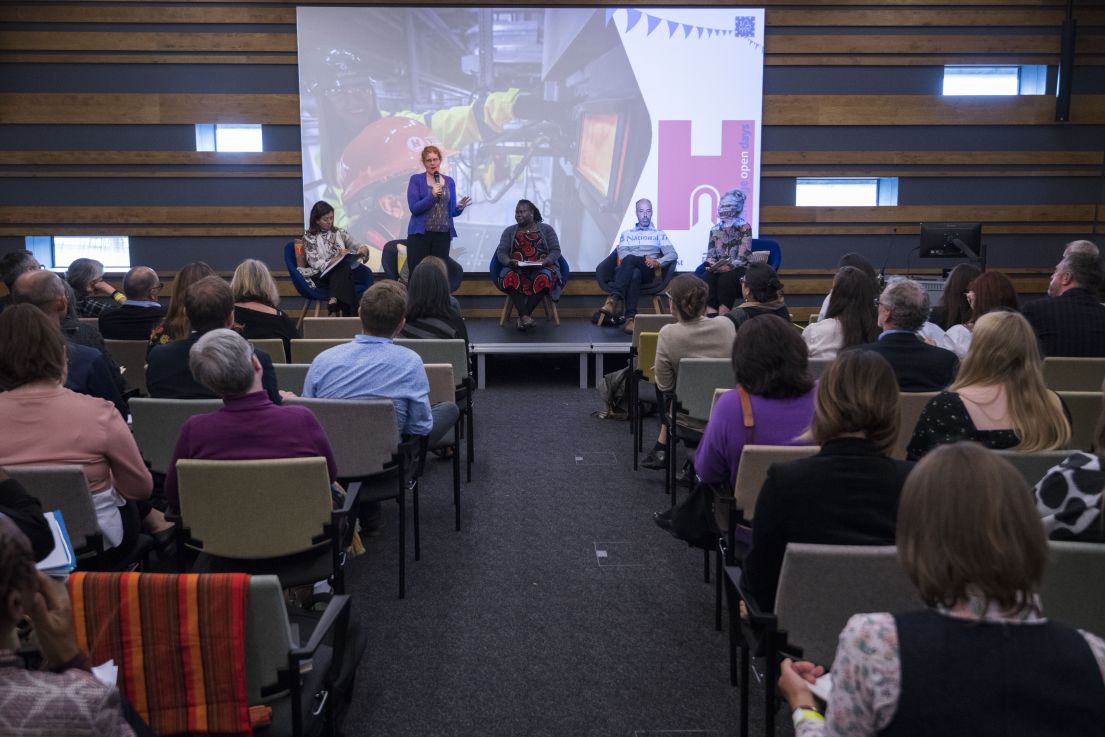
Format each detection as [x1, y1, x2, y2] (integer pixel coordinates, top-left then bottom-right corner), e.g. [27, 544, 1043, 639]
[743, 348, 912, 611]
[779, 442, 1105, 735]
[148, 261, 216, 349]
[230, 258, 299, 356]
[907, 309, 1069, 459]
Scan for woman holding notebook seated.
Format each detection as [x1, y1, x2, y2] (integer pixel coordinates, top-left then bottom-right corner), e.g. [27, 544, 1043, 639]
[779, 442, 1105, 735]
[495, 199, 561, 331]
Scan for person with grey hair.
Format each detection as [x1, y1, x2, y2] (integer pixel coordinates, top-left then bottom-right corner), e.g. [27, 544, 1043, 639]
[0, 250, 41, 315]
[863, 278, 959, 392]
[98, 266, 165, 341]
[161, 329, 336, 513]
[1063, 239, 1100, 259]
[1022, 249, 1105, 356]
[65, 257, 123, 317]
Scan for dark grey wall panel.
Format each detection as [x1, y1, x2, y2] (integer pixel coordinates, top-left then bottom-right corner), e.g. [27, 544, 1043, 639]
[0, 178, 301, 206]
[0, 124, 302, 151]
[900, 177, 1099, 205]
[763, 125, 1105, 151]
[129, 237, 291, 271]
[765, 67, 943, 95]
[0, 64, 298, 94]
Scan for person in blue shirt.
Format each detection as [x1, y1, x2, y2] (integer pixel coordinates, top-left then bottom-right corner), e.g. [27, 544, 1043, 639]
[600, 199, 677, 333]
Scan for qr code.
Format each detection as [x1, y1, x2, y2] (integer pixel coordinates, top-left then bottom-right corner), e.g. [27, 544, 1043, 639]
[733, 16, 756, 38]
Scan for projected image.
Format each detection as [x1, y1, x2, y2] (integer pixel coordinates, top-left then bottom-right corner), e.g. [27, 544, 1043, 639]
[297, 7, 764, 273]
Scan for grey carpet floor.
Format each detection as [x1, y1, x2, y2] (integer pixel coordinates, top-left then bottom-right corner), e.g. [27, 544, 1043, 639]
[341, 358, 781, 737]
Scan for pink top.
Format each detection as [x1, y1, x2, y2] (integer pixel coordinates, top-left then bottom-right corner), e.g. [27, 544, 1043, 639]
[0, 382, 151, 500]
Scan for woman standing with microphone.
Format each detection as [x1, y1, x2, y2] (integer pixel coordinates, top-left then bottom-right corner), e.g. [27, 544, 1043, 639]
[406, 145, 471, 274]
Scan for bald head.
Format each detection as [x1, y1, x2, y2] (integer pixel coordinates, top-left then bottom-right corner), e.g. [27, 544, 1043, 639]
[11, 270, 67, 322]
[123, 266, 159, 301]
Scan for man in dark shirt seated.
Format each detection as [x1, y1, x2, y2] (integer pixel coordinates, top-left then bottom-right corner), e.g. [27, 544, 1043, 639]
[864, 278, 959, 392]
[146, 276, 282, 403]
[11, 270, 127, 417]
[98, 266, 166, 341]
[0, 250, 40, 315]
[1022, 248, 1105, 357]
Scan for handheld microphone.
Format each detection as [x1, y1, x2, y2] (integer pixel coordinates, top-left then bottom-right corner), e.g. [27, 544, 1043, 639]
[434, 172, 440, 183]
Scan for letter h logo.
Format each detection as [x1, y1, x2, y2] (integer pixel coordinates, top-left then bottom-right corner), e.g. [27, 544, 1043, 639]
[657, 120, 751, 231]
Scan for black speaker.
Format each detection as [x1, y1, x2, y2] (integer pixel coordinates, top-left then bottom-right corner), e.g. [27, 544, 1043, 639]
[1056, 16, 1077, 122]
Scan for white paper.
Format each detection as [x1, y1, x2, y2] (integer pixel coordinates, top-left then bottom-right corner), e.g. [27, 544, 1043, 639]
[92, 659, 118, 687]
[809, 672, 833, 702]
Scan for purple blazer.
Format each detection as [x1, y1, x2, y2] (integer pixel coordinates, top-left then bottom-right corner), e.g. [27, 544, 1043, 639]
[407, 172, 462, 238]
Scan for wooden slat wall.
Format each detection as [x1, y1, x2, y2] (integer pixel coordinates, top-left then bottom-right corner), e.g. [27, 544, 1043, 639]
[1, 0, 1102, 305]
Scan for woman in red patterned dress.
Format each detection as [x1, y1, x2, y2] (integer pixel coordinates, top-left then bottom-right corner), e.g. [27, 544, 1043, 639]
[495, 199, 562, 331]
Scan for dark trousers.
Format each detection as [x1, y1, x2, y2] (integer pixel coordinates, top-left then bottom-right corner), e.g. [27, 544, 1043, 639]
[407, 231, 451, 275]
[611, 255, 656, 317]
[316, 259, 357, 314]
[508, 290, 546, 317]
[706, 266, 746, 310]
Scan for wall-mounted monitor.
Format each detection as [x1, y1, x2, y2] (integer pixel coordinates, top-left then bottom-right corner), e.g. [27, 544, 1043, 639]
[919, 222, 983, 262]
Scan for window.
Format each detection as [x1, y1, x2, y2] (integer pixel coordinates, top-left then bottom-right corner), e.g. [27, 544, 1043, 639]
[195, 123, 263, 152]
[942, 65, 1047, 96]
[795, 178, 898, 207]
[26, 236, 131, 271]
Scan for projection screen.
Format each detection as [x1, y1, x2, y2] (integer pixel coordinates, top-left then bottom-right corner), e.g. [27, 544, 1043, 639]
[297, 7, 765, 273]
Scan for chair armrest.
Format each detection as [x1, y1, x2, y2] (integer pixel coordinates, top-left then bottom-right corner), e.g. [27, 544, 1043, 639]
[289, 594, 351, 659]
[732, 565, 776, 628]
[335, 481, 360, 517]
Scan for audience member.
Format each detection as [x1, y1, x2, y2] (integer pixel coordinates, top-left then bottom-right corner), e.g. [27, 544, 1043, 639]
[98, 267, 166, 341]
[305, 281, 459, 447]
[162, 329, 335, 512]
[816, 252, 879, 321]
[0, 468, 53, 561]
[864, 279, 958, 392]
[11, 270, 127, 417]
[908, 310, 1069, 460]
[0, 250, 42, 314]
[692, 315, 816, 490]
[400, 257, 469, 348]
[743, 349, 912, 611]
[1022, 250, 1105, 356]
[148, 261, 216, 349]
[779, 442, 1105, 736]
[59, 281, 130, 398]
[0, 516, 138, 737]
[230, 258, 299, 357]
[1034, 376, 1105, 542]
[641, 275, 736, 471]
[1064, 238, 1100, 259]
[66, 257, 124, 318]
[928, 262, 980, 331]
[944, 269, 1019, 357]
[599, 198, 677, 334]
[146, 276, 281, 403]
[0, 305, 152, 556]
[802, 266, 879, 360]
[726, 262, 790, 328]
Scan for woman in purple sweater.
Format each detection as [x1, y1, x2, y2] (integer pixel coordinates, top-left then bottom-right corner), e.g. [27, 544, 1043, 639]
[694, 314, 817, 489]
[163, 329, 336, 512]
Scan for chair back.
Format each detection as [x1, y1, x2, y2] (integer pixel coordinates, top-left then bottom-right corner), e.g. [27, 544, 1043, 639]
[175, 457, 332, 559]
[273, 363, 310, 394]
[994, 449, 1078, 488]
[674, 358, 735, 423]
[394, 338, 469, 384]
[733, 445, 821, 520]
[247, 338, 286, 364]
[284, 397, 401, 479]
[425, 363, 456, 405]
[750, 237, 782, 270]
[290, 338, 349, 364]
[302, 317, 362, 339]
[129, 398, 223, 474]
[103, 339, 150, 395]
[79, 317, 99, 328]
[774, 543, 920, 667]
[244, 574, 295, 703]
[891, 391, 940, 460]
[1041, 541, 1105, 635]
[807, 357, 834, 379]
[284, 241, 325, 300]
[638, 332, 660, 383]
[1057, 390, 1102, 452]
[631, 314, 675, 347]
[710, 388, 728, 417]
[639, 259, 678, 298]
[1043, 357, 1105, 392]
[2, 464, 100, 552]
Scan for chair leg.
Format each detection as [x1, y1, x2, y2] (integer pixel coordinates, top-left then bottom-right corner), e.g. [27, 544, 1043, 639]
[296, 300, 313, 331]
[715, 549, 724, 631]
[765, 639, 778, 737]
[398, 485, 406, 599]
[541, 297, 551, 320]
[412, 479, 421, 562]
[739, 638, 750, 737]
[499, 296, 512, 326]
[465, 394, 474, 483]
[549, 298, 560, 326]
[653, 295, 664, 314]
[453, 425, 461, 532]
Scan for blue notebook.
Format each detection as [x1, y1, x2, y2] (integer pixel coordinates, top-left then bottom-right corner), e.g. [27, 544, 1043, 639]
[36, 510, 77, 578]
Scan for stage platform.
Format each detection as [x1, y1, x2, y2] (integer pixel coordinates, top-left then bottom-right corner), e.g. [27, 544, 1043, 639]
[466, 318, 631, 389]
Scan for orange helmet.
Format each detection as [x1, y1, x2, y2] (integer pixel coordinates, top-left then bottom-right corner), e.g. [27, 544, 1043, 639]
[340, 117, 443, 203]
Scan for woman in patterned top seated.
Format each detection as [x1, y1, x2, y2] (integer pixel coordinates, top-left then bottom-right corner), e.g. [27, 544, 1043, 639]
[299, 200, 370, 316]
[703, 188, 752, 316]
[494, 199, 562, 331]
[907, 309, 1069, 460]
[779, 442, 1105, 736]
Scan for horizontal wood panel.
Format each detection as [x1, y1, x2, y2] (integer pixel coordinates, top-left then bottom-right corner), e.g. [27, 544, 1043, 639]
[763, 224, 1096, 235]
[0, 32, 296, 53]
[0, 93, 299, 124]
[766, 34, 1067, 54]
[763, 151, 1104, 165]
[0, 53, 296, 64]
[0, 170, 300, 178]
[61, 0, 1089, 6]
[0, 6, 295, 23]
[767, 54, 1105, 66]
[760, 204, 1097, 223]
[0, 151, 301, 165]
[0, 206, 300, 225]
[6, 93, 1105, 126]
[0, 226, 297, 237]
